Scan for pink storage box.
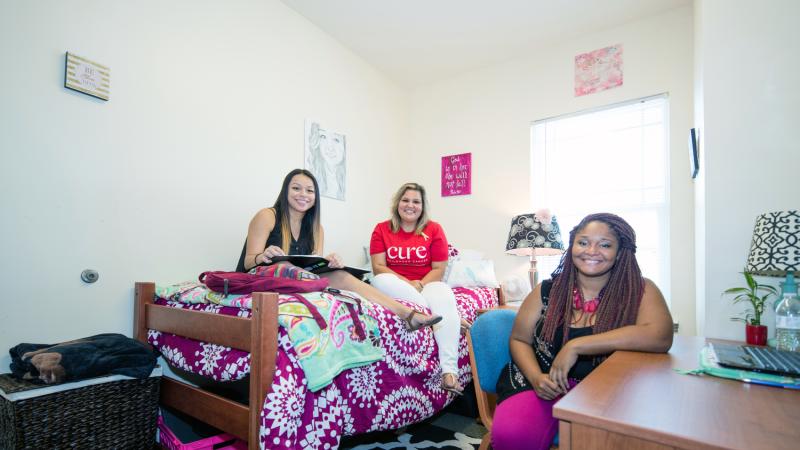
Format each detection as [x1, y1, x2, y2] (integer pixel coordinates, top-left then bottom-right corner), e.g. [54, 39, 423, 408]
[157, 416, 247, 450]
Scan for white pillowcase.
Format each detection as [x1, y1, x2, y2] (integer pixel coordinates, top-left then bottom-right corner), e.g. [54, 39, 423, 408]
[446, 259, 499, 288]
[444, 247, 483, 282]
[455, 249, 484, 261]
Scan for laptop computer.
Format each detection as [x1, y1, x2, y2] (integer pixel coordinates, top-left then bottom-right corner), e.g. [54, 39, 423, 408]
[709, 342, 800, 377]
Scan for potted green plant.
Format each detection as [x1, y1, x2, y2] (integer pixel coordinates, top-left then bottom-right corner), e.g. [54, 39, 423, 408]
[724, 270, 778, 345]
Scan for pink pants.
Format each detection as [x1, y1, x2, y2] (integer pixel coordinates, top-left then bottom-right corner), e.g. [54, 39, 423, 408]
[491, 380, 578, 450]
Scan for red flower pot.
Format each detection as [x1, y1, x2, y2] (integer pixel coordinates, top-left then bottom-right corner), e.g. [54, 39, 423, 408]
[745, 324, 768, 346]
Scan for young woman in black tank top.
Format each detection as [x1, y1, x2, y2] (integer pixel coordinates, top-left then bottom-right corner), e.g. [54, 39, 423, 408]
[237, 169, 442, 331]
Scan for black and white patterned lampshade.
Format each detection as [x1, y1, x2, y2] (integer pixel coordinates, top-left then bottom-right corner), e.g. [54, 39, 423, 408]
[745, 210, 800, 276]
[505, 213, 565, 256]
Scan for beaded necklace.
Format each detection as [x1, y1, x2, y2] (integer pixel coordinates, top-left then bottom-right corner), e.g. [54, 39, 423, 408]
[572, 286, 603, 314]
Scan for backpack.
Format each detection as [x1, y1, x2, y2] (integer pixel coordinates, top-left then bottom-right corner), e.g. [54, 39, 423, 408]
[282, 290, 366, 340]
[199, 265, 367, 340]
[199, 264, 329, 296]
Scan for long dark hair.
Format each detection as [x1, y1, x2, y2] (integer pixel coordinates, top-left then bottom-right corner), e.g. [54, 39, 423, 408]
[273, 169, 322, 254]
[540, 212, 644, 345]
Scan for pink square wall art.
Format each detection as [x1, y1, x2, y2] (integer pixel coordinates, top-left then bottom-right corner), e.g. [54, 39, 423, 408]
[441, 153, 471, 197]
[574, 44, 623, 97]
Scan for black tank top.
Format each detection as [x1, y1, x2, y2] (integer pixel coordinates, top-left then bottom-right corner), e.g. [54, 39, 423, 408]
[235, 208, 314, 272]
[495, 278, 601, 403]
[533, 279, 596, 379]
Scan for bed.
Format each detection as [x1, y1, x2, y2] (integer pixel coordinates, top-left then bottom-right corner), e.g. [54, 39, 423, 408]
[134, 281, 502, 450]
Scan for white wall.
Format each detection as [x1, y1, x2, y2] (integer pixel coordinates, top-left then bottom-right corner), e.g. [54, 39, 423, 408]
[0, 0, 407, 369]
[692, 0, 707, 340]
[4, 0, 793, 373]
[408, 7, 696, 332]
[695, 0, 800, 339]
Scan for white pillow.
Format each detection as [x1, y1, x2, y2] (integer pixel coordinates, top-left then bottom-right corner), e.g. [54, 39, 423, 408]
[446, 260, 499, 288]
[455, 249, 484, 261]
[444, 247, 483, 282]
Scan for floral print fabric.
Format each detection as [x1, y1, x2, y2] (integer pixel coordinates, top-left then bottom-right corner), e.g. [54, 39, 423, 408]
[147, 286, 499, 449]
[276, 291, 383, 392]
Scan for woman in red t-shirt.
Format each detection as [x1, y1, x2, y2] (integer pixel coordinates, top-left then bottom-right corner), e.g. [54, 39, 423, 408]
[370, 182, 464, 395]
[239, 169, 442, 331]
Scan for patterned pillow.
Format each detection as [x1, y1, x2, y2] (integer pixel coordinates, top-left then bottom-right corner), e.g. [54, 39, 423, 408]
[448, 244, 460, 259]
[443, 244, 459, 282]
[446, 259, 500, 288]
[444, 245, 487, 284]
[252, 263, 320, 280]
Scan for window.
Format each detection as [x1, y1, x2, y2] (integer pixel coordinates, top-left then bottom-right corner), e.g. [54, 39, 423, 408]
[531, 94, 670, 302]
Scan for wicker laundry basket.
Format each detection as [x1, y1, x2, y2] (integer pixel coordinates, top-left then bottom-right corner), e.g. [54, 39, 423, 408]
[0, 369, 160, 449]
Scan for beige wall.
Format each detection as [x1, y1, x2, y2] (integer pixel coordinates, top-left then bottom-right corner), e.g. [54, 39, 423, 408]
[407, 7, 696, 332]
[4, 0, 794, 372]
[0, 0, 408, 369]
[694, 0, 800, 339]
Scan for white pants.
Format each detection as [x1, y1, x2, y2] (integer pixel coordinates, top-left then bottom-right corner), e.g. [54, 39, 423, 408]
[371, 273, 460, 374]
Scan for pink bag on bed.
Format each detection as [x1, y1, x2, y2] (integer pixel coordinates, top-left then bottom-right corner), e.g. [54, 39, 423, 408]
[199, 264, 328, 296]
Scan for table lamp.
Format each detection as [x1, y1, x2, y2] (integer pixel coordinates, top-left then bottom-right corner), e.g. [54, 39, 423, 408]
[505, 210, 565, 288]
[745, 210, 800, 302]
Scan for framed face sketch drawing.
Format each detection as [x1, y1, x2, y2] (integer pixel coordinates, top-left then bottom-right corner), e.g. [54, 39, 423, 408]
[304, 119, 346, 200]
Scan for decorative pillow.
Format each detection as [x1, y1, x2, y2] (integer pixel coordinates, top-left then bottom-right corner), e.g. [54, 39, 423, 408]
[455, 248, 484, 261]
[445, 246, 487, 284]
[446, 259, 500, 288]
[443, 244, 459, 282]
[447, 243, 484, 261]
[200, 264, 328, 295]
[448, 244, 460, 259]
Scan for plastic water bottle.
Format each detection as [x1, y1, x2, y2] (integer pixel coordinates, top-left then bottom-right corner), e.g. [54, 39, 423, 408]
[775, 276, 800, 351]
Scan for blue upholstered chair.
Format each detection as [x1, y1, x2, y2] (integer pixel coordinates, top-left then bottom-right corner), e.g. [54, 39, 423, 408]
[467, 308, 517, 450]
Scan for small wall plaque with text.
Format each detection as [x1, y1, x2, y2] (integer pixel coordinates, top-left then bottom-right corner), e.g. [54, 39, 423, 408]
[64, 52, 110, 101]
[441, 152, 471, 197]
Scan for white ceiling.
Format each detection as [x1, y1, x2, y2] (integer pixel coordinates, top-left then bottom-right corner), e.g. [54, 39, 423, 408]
[281, 0, 691, 87]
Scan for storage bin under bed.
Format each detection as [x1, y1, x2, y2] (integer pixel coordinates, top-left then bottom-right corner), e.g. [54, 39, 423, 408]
[0, 368, 161, 449]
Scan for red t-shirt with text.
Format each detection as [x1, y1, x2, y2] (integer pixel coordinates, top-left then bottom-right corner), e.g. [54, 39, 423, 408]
[369, 220, 449, 281]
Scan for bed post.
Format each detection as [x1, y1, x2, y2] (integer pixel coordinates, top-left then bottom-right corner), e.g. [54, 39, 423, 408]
[249, 291, 279, 450]
[134, 282, 155, 344]
[496, 286, 506, 305]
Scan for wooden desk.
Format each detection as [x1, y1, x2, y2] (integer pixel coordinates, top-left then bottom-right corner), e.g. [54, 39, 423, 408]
[553, 335, 800, 450]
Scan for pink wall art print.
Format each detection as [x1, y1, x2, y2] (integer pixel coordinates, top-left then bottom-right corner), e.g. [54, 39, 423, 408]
[441, 152, 471, 197]
[574, 44, 623, 97]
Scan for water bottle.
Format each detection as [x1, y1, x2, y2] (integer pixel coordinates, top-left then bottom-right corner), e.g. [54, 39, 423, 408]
[775, 274, 800, 351]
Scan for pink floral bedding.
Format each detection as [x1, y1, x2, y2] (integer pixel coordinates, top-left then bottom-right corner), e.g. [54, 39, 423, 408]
[147, 286, 499, 450]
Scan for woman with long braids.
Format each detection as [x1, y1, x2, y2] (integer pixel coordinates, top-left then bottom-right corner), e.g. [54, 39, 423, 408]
[491, 213, 673, 450]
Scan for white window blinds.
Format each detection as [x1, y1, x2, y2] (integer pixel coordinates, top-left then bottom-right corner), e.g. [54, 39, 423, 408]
[531, 94, 670, 302]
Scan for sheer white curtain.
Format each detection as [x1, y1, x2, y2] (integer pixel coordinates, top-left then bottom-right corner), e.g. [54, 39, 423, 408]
[531, 94, 670, 303]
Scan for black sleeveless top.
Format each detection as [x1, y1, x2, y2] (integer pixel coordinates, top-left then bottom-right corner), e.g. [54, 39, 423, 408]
[235, 208, 314, 272]
[496, 278, 600, 403]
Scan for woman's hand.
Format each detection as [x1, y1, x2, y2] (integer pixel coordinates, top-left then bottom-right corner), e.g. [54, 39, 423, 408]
[549, 342, 578, 393]
[261, 245, 285, 264]
[406, 279, 423, 292]
[325, 253, 344, 268]
[531, 373, 563, 400]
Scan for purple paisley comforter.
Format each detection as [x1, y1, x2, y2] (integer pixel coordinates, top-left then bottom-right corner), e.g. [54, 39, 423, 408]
[148, 287, 499, 449]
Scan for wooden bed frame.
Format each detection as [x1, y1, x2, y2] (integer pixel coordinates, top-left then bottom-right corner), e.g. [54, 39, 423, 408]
[134, 282, 276, 450]
[134, 281, 506, 450]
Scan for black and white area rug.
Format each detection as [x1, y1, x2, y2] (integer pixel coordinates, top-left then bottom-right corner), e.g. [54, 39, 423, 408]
[341, 413, 486, 450]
